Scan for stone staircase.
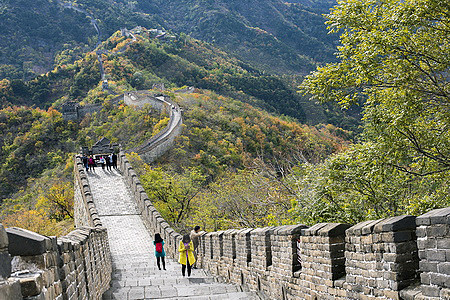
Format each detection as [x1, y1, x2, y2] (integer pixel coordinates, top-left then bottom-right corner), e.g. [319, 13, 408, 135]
[103, 256, 259, 299]
[86, 168, 260, 300]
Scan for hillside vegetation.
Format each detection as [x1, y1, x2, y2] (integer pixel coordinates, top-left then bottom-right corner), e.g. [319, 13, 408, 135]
[139, 0, 338, 74]
[1, 30, 359, 129]
[127, 90, 350, 231]
[0, 30, 351, 234]
[0, 0, 337, 80]
[297, 0, 449, 223]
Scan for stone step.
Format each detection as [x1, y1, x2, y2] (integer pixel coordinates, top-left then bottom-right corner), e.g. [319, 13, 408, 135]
[110, 277, 218, 288]
[103, 284, 256, 300]
[159, 291, 261, 300]
[112, 270, 210, 279]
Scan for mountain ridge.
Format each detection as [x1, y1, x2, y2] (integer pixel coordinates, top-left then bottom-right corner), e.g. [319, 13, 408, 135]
[0, 0, 338, 80]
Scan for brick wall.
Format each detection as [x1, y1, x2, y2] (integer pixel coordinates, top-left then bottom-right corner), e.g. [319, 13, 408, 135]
[0, 226, 111, 299]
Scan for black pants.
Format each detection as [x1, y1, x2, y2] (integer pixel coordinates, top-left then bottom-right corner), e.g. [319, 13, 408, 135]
[182, 262, 192, 276]
[156, 256, 165, 270]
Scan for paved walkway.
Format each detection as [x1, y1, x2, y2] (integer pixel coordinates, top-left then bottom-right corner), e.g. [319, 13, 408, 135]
[87, 167, 259, 300]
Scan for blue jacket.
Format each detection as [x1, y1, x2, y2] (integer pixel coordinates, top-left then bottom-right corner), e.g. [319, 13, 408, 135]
[154, 240, 166, 257]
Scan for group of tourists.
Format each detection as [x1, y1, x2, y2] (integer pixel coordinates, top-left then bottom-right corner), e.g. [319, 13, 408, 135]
[81, 153, 118, 172]
[153, 225, 202, 277]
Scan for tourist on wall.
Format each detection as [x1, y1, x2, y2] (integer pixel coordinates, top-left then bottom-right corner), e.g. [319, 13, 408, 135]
[154, 233, 166, 270]
[99, 156, 106, 170]
[190, 226, 201, 268]
[109, 153, 114, 170]
[105, 155, 112, 171]
[178, 234, 196, 277]
[112, 153, 118, 169]
[82, 155, 88, 172]
[88, 156, 95, 171]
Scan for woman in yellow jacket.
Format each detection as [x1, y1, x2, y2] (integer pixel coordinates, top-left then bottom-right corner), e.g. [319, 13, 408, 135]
[179, 234, 196, 276]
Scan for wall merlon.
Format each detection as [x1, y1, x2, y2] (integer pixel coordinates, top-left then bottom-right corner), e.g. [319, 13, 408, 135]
[416, 207, 450, 225]
[318, 223, 351, 237]
[6, 227, 49, 256]
[274, 224, 307, 236]
[373, 215, 416, 233]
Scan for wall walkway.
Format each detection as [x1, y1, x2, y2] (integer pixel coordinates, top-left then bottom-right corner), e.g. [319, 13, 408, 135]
[82, 164, 259, 299]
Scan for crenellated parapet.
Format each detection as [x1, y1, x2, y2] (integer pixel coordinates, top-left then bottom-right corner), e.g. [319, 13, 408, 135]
[0, 225, 111, 299]
[0, 152, 112, 299]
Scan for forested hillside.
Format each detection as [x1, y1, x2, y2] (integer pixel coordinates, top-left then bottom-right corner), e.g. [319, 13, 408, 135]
[139, 0, 338, 74]
[0, 0, 337, 80]
[0, 0, 156, 80]
[1, 30, 358, 128]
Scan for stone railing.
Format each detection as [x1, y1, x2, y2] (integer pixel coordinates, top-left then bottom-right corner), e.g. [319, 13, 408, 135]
[117, 150, 450, 299]
[73, 155, 102, 228]
[195, 211, 449, 300]
[0, 224, 111, 299]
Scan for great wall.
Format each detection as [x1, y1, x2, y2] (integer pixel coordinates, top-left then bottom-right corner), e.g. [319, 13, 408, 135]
[0, 91, 449, 299]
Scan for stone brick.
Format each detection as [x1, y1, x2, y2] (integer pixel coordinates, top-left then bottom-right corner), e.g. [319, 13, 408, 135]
[430, 273, 450, 287]
[437, 238, 450, 249]
[417, 207, 450, 226]
[0, 252, 12, 279]
[0, 279, 21, 300]
[16, 272, 44, 297]
[374, 215, 416, 233]
[426, 224, 448, 237]
[6, 227, 49, 256]
[422, 284, 441, 297]
[419, 261, 438, 273]
[438, 262, 450, 275]
[427, 249, 446, 262]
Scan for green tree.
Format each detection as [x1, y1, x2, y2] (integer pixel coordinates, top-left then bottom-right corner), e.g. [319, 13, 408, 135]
[299, 0, 449, 219]
[301, 0, 449, 173]
[296, 0, 450, 221]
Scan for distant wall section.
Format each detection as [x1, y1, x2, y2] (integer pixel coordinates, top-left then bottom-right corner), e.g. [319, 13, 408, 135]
[124, 91, 183, 163]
